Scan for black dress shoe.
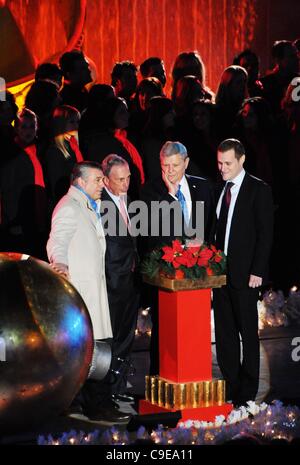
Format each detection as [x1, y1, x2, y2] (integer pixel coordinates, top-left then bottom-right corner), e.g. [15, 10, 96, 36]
[85, 405, 131, 424]
[112, 393, 135, 403]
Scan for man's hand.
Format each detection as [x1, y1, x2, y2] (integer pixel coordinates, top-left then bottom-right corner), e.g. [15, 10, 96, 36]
[162, 170, 178, 196]
[249, 274, 262, 288]
[50, 262, 69, 279]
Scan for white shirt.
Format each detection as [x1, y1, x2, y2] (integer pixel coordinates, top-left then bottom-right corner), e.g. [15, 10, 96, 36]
[216, 169, 246, 255]
[169, 176, 192, 223]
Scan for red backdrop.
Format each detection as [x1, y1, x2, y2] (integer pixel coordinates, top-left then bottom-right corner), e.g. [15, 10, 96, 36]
[2, 0, 300, 92]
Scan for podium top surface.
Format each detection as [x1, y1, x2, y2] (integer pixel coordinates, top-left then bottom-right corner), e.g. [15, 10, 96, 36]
[143, 274, 226, 291]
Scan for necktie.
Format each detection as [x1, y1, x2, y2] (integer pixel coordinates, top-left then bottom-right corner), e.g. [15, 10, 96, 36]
[119, 195, 130, 231]
[216, 182, 234, 251]
[176, 184, 189, 225]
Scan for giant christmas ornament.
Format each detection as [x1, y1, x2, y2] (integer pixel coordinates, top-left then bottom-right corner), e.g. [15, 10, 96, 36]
[0, 253, 94, 433]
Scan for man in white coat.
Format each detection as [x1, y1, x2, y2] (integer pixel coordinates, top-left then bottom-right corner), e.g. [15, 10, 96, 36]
[47, 161, 131, 423]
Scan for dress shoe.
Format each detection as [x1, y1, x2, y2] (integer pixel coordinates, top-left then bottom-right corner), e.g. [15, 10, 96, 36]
[85, 404, 131, 424]
[112, 393, 135, 403]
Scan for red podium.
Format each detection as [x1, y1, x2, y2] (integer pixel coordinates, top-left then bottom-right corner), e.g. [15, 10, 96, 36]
[139, 275, 233, 422]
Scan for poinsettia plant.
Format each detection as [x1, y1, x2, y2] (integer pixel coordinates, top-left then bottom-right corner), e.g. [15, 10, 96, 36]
[142, 239, 226, 280]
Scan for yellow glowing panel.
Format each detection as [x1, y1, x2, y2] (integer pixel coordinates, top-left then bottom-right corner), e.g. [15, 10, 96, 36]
[8, 80, 34, 111]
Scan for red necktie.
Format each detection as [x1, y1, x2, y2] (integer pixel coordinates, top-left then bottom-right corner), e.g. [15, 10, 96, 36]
[69, 136, 84, 162]
[216, 182, 234, 251]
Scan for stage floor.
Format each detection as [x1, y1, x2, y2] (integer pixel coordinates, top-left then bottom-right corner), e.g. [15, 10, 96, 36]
[1, 325, 300, 444]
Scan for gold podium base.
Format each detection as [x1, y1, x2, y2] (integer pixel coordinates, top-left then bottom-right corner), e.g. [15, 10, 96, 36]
[140, 375, 233, 422]
[145, 375, 226, 410]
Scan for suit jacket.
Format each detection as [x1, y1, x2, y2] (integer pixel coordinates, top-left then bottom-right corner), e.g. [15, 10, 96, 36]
[215, 173, 274, 289]
[140, 174, 216, 251]
[100, 188, 139, 337]
[100, 188, 137, 278]
[47, 186, 112, 339]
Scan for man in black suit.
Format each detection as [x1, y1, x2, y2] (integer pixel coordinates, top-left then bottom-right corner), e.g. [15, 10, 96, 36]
[213, 138, 273, 406]
[101, 154, 140, 403]
[140, 141, 215, 374]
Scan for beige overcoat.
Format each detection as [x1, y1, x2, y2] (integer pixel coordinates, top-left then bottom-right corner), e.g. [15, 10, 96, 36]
[47, 186, 112, 339]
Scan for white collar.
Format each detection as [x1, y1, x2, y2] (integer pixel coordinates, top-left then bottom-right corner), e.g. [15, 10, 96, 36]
[228, 168, 245, 187]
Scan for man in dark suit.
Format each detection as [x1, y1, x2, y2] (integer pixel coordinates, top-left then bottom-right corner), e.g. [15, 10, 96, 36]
[141, 141, 215, 249]
[213, 138, 273, 406]
[101, 154, 140, 403]
[140, 141, 216, 374]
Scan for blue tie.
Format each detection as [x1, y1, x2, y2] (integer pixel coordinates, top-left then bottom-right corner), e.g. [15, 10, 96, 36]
[176, 185, 189, 225]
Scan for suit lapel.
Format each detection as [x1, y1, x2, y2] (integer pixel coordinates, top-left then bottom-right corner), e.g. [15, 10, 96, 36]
[229, 173, 251, 237]
[216, 181, 226, 202]
[185, 176, 196, 226]
[186, 176, 196, 203]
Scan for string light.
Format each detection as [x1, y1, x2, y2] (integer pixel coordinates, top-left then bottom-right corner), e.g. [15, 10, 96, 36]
[258, 289, 292, 329]
[38, 401, 300, 446]
[135, 307, 152, 337]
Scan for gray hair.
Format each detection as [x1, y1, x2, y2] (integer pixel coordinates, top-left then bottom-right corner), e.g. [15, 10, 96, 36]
[101, 154, 128, 177]
[71, 161, 102, 185]
[160, 141, 188, 160]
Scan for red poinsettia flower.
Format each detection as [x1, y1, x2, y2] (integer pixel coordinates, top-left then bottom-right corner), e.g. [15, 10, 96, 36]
[144, 239, 225, 281]
[172, 239, 184, 252]
[175, 269, 185, 279]
[213, 253, 223, 263]
[185, 249, 198, 267]
[162, 240, 184, 267]
[197, 247, 214, 267]
[175, 249, 197, 268]
[162, 246, 175, 263]
[187, 245, 201, 256]
[162, 240, 183, 260]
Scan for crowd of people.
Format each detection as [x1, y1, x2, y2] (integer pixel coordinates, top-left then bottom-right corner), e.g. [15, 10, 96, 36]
[0, 39, 299, 423]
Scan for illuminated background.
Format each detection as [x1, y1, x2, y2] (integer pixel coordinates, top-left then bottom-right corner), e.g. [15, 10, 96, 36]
[1, 0, 300, 98]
